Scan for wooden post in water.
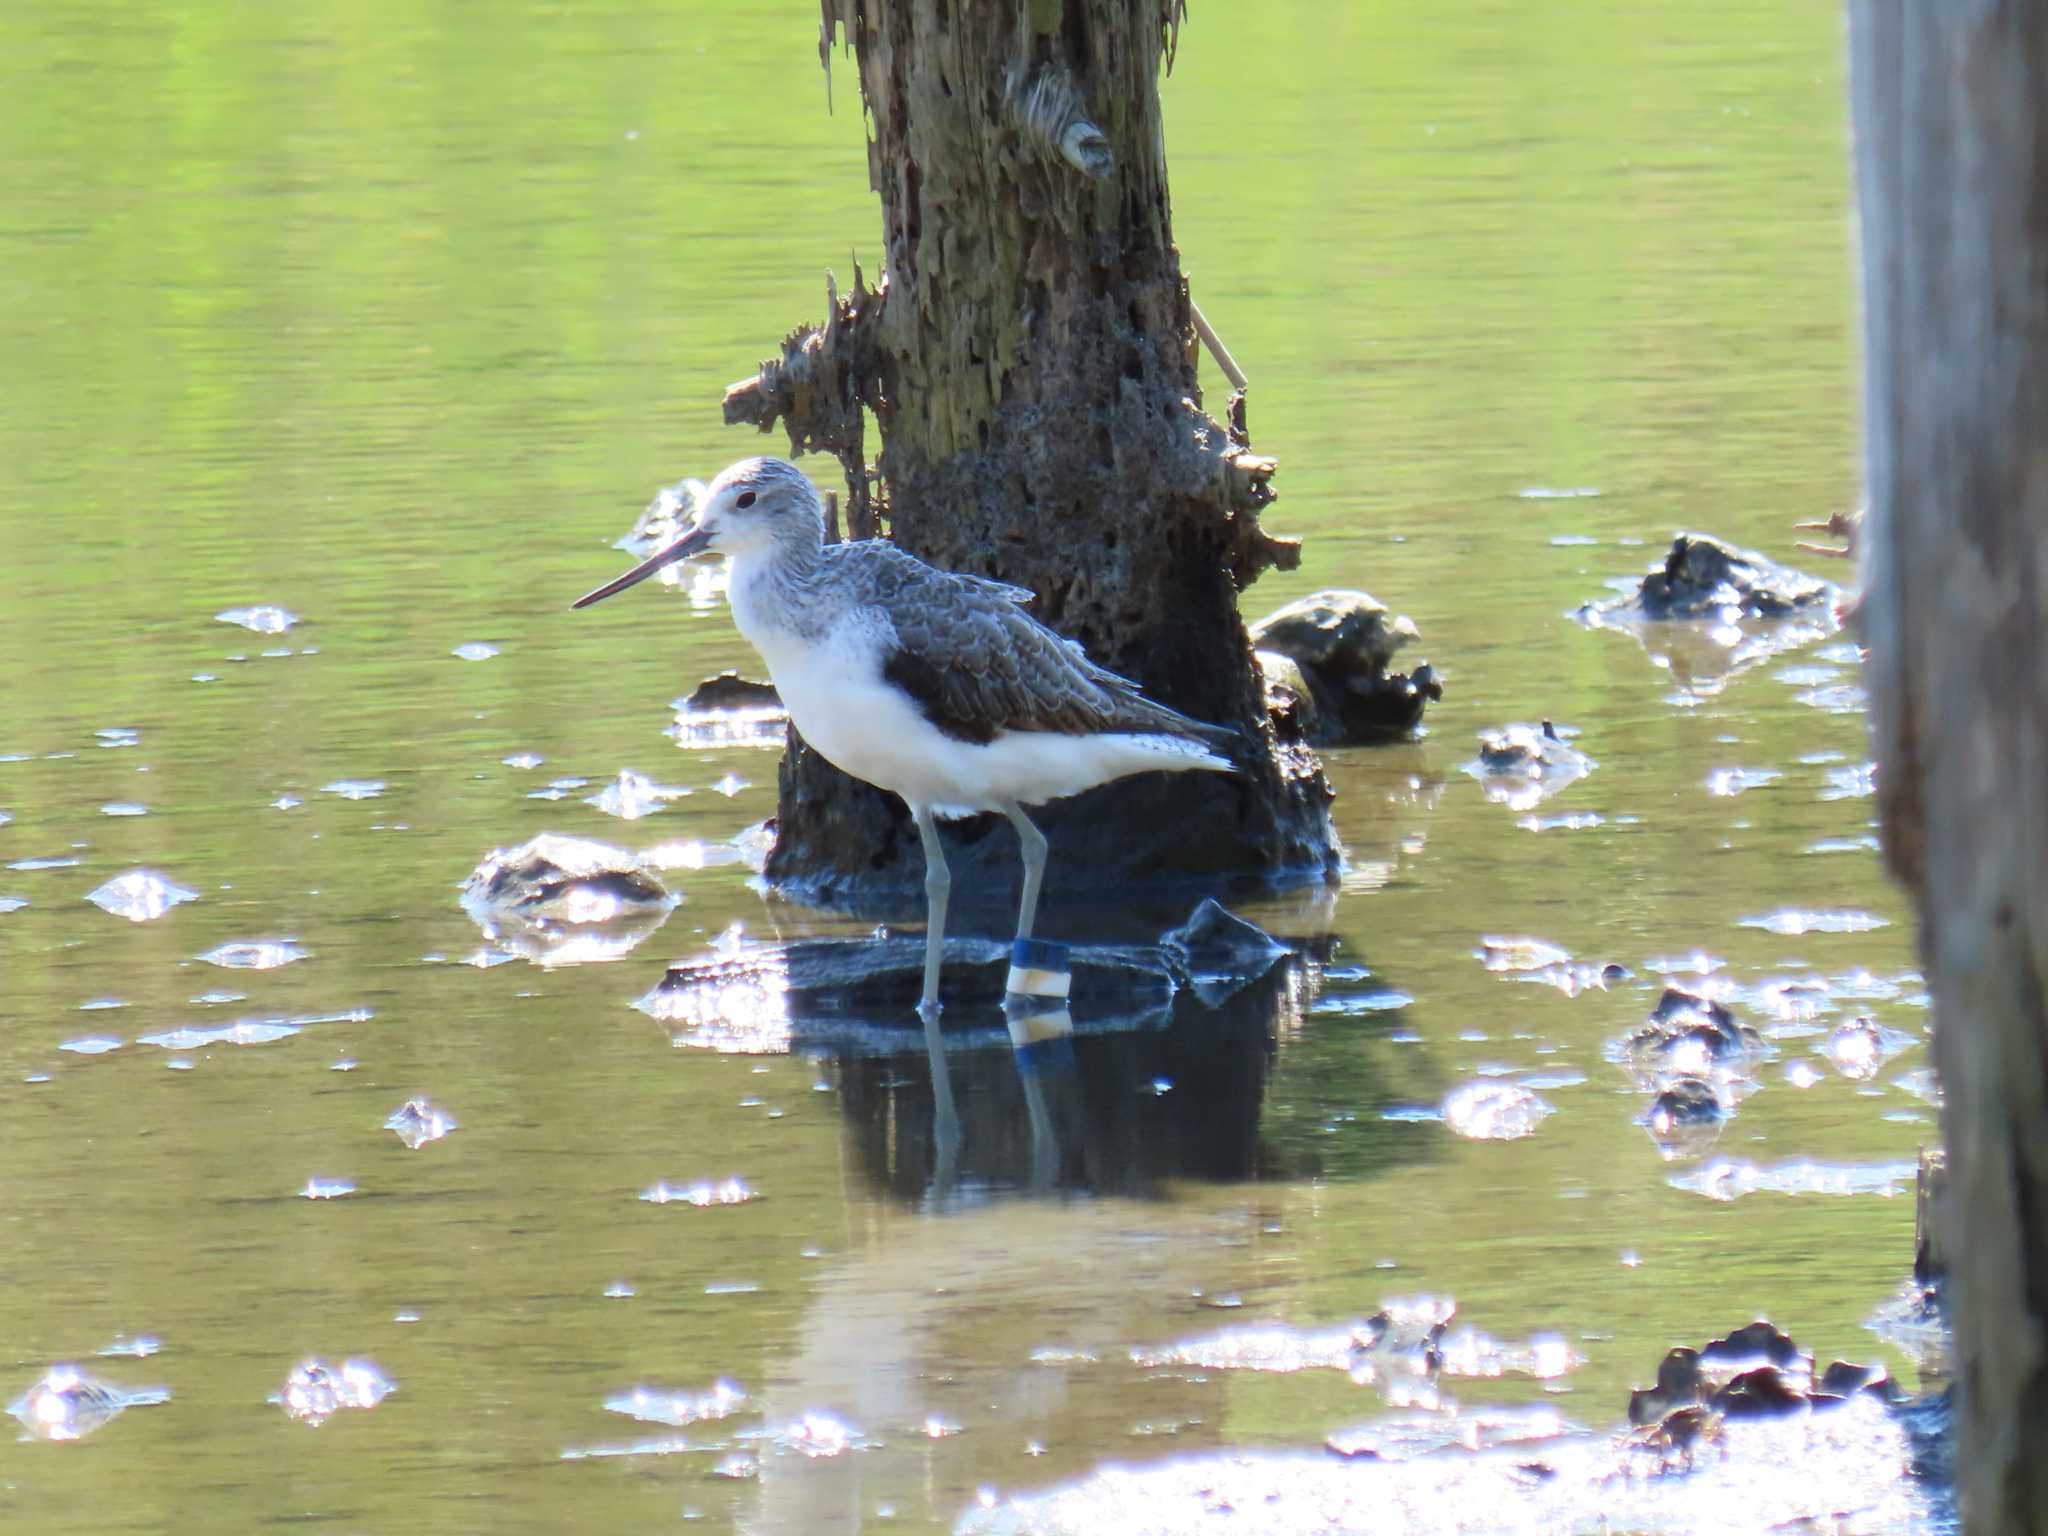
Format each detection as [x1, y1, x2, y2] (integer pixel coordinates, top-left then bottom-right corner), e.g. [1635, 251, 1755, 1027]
[1850, 4, 2048, 1530]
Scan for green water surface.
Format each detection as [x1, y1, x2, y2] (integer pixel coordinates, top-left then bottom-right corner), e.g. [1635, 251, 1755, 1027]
[0, 3, 1915, 1532]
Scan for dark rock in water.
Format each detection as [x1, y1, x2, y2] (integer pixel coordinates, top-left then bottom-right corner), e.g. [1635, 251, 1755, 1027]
[1628, 1346, 1705, 1427]
[1816, 1359, 1900, 1404]
[1351, 1296, 1456, 1371]
[1712, 1366, 1806, 1419]
[462, 833, 670, 915]
[1249, 590, 1442, 745]
[1160, 897, 1293, 1006]
[459, 834, 676, 967]
[1701, 1321, 1804, 1374]
[1573, 535, 1840, 698]
[1643, 1076, 1723, 1151]
[1632, 987, 1761, 1066]
[1648, 985, 1739, 1033]
[1463, 721, 1595, 809]
[1627, 1320, 1906, 1457]
[1587, 533, 1834, 623]
[683, 671, 782, 713]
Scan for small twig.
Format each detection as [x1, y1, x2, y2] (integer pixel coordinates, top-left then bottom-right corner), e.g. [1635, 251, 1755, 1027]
[1190, 300, 1248, 391]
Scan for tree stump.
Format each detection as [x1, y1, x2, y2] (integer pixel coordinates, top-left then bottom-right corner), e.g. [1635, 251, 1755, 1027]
[723, 2, 1337, 911]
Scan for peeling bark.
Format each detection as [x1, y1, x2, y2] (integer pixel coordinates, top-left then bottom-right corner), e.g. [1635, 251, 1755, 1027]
[1852, 4, 2048, 1531]
[731, 1, 1336, 906]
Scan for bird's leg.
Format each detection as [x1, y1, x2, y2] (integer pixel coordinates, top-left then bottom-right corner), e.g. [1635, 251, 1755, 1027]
[913, 805, 950, 1023]
[1001, 802, 1050, 943]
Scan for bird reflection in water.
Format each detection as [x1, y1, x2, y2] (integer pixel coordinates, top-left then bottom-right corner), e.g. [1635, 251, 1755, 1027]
[844, 958, 1303, 1205]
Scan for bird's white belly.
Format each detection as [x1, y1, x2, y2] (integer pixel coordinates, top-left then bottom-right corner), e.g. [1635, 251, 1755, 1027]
[766, 649, 1220, 817]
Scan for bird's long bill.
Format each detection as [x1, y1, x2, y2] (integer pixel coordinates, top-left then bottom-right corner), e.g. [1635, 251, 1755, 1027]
[570, 524, 716, 609]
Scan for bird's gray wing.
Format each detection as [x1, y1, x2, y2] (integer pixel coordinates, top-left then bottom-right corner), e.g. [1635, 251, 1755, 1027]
[866, 549, 1229, 746]
[950, 573, 1037, 607]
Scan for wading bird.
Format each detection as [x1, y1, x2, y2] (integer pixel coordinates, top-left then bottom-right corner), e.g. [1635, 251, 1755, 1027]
[573, 456, 1235, 1019]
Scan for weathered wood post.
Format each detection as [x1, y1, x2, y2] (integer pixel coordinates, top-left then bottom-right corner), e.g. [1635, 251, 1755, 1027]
[1851, 4, 2048, 1529]
[722, 2, 1338, 911]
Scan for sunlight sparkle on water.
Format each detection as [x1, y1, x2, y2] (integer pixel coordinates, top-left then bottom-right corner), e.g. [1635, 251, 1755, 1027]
[1706, 766, 1780, 796]
[85, 870, 198, 922]
[1442, 1081, 1554, 1140]
[273, 1358, 393, 1426]
[642, 1177, 757, 1207]
[1740, 909, 1890, 936]
[385, 1098, 458, 1148]
[321, 779, 386, 800]
[585, 769, 690, 820]
[604, 1378, 747, 1427]
[198, 939, 310, 970]
[8, 1365, 169, 1441]
[216, 605, 297, 633]
[1669, 1157, 1918, 1201]
[139, 1019, 300, 1049]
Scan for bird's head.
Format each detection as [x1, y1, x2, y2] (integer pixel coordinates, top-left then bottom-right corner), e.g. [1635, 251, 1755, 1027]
[571, 457, 823, 610]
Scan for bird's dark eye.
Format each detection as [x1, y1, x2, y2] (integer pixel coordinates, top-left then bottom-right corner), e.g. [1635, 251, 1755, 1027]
[736, 491, 757, 509]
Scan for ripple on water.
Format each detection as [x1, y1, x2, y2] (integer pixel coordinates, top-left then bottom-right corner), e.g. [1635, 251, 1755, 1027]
[1705, 766, 1780, 796]
[320, 779, 386, 800]
[451, 642, 499, 660]
[745, 1410, 871, 1459]
[1644, 951, 1725, 977]
[216, 605, 298, 633]
[604, 1379, 747, 1427]
[99, 802, 148, 817]
[385, 1098, 458, 1148]
[272, 1358, 393, 1425]
[197, 939, 310, 970]
[85, 871, 198, 922]
[1795, 682, 1869, 712]
[138, 1018, 300, 1049]
[1515, 809, 1604, 832]
[585, 769, 690, 820]
[58, 1035, 122, 1055]
[0, 895, 27, 914]
[1820, 762, 1877, 800]
[641, 1177, 756, 1207]
[96, 1334, 161, 1358]
[1739, 909, 1890, 936]
[8, 1365, 170, 1441]
[960, 1394, 1943, 1536]
[639, 837, 746, 872]
[1477, 936, 1571, 972]
[1311, 989, 1413, 1016]
[298, 1178, 356, 1200]
[1441, 1081, 1554, 1141]
[1807, 833, 1881, 855]
[1669, 1157, 1919, 1201]
[13, 855, 82, 871]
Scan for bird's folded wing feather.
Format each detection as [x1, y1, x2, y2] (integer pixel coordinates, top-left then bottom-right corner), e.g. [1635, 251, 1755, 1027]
[870, 552, 1226, 745]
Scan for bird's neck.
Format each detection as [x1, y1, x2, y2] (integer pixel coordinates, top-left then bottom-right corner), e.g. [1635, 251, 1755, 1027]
[729, 533, 828, 650]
